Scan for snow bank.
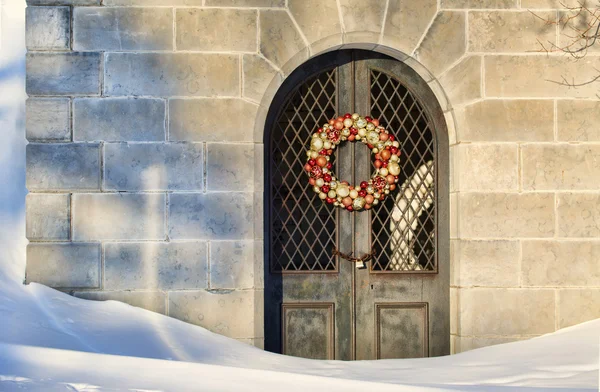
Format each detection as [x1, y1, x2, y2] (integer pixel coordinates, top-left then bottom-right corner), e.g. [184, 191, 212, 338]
[0, 275, 598, 391]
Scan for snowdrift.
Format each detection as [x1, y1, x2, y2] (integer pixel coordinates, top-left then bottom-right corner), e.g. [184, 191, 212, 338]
[0, 275, 598, 391]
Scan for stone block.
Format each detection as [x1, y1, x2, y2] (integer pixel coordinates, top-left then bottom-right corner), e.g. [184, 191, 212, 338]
[441, 0, 518, 8]
[289, 0, 341, 49]
[338, 0, 385, 34]
[557, 289, 600, 328]
[458, 192, 555, 238]
[27, 0, 98, 4]
[26, 194, 70, 241]
[104, 53, 239, 97]
[169, 99, 257, 142]
[169, 193, 253, 240]
[26, 6, 70, 50]
[439, 56, 481, 106]
[259, 10, 306, 68]
[453, 240, 520, 287]
[521, 0, 586, 7]
[558, 193, 600, 238]
[73, 7, 173, 51]
[206, 143, 254, 191]
[73, 98, 165, 142]
[27, 52, 100, 96]
[557, 100, 600, 141]
[455, 144, 518, 191]
[459, 100, 554, 142]
[254, 240, 264, 289]
[26, 243, 100, 288]
[415, 12, 466, 76]
[522, 144, 600, 190]
[522, 240, 600, 287]
[104, 0, 201, 4]
[26, 98, 70, 141]
[458, 337, 526, 352]
[74, 291, 167, 314]
[205, 0, 284, 5]
[168, 290, 257, 338]
[210, 241, 255, 289]
[73, 193, 166, 240]
[104, 143, 203, 191]
[176, 8, 256, 52]
[26, 143, 100, 191]
[104, 242, 207, 290]
[459, 288, 555, 335]
[243, 55, 282, 105]
[382, 0, 437, 55]
[485, 56, 600, 98]
[469, 11, 556, 52]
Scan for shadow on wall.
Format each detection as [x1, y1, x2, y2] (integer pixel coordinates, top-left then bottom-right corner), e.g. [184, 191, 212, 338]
[0, 56, 27, 282]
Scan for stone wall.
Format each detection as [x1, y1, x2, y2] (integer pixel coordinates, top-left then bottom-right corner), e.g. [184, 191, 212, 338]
[25, 0, 600, 353]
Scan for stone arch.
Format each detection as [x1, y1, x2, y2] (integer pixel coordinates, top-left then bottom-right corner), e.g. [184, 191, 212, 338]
[247, 3, 474, 350]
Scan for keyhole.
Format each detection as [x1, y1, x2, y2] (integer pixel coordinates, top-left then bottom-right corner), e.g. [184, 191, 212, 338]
[370, 284, 374, 290]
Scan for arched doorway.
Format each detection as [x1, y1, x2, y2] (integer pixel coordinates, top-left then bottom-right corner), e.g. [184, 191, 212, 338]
[264, 50, 449, 360]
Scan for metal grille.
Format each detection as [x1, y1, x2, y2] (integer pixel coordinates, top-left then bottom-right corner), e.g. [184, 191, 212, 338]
[269, 69, 338, 272]
[369, 69, 437, 272]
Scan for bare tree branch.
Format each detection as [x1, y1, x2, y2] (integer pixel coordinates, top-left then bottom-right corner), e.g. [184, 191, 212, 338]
[531, 1, 600, 92]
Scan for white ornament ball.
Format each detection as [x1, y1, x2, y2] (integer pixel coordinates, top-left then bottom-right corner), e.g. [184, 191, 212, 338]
[316, 178, 324, 187]
[349, 189, 358, 199]
[352, 113, 360, 120]
[343, 118, 353, 128]
[328, 190, 337, 198]
[319, 192, 327, 200]
[358, 128, 367, 137]
[313, 186, 321, 193]
[336, 184, 350, 198]
[379, 167, 389, 176]
[310, 151, 318, 159]
[388, 162, 401, 176]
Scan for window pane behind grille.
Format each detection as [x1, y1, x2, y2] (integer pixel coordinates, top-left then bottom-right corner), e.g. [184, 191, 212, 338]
[269, 69, 338, 272]
[369, 69, 437, 272]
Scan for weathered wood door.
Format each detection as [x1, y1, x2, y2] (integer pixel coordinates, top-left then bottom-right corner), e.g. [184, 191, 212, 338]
[264, 50, 449, 361]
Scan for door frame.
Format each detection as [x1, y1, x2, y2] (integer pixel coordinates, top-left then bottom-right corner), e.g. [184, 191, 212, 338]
[263, 49, 450, 358]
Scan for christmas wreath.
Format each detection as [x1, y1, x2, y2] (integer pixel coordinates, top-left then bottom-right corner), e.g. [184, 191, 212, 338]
[304, 113, 401, 211]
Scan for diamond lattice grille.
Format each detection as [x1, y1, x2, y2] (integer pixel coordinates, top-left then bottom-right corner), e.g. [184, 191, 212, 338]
[269, 69, 338, 272]
[369, 70, 437, 272]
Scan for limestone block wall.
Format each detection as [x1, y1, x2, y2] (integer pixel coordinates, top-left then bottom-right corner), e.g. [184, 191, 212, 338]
[25, 0, 600, 353]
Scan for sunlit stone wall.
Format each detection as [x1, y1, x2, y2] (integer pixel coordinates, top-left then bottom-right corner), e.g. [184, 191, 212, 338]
[25, 0, 600, 353]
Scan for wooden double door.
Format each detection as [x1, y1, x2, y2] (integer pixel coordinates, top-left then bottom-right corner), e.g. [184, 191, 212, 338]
[264, 50, 449, 360]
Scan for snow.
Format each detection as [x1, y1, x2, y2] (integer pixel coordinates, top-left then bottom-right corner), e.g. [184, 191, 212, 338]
[0, 271, 598, 391]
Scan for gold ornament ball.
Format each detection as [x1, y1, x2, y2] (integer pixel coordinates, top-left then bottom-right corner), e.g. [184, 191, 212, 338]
[352, 197, 365, 210]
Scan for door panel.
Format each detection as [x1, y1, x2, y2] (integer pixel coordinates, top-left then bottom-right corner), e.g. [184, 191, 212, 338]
[282, 303, 335, 359]
[375, 303, 428, 359]
[265, 50, 449, 360]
